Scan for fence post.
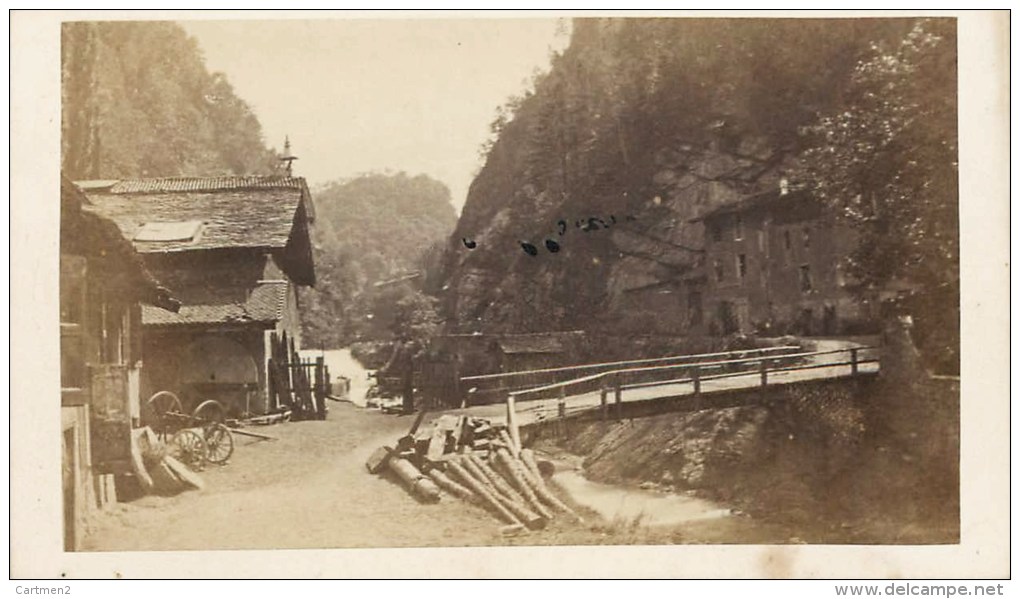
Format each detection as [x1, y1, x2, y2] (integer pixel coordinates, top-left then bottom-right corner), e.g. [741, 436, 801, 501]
[600, 386, 608, 420]
[850, 348, 859, 376]
[760, 358, 769, 388]
[557, 386, 566, 419]
[315, 357, 326, 420]
[506, 393, 522, 456]
[613, 377, 623, 420]
[267, 358, 277, 411]
[692, 366, 701, 396]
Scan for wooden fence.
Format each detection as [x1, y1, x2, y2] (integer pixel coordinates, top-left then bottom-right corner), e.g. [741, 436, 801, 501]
[267, 332, 331, 421]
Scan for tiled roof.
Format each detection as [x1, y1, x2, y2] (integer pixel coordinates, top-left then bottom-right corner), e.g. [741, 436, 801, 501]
[61, 176, 181, 312]
[81, 176, 313, 253]
[142, 280, 288, 327]
[88, 176, 308, 194]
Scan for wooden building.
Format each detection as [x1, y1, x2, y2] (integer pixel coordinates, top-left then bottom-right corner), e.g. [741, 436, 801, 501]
[81, 176, 316, 419]
[492, 332, 581, 374]
[692, 187, 876, 336]
[60, 176, 180, 550]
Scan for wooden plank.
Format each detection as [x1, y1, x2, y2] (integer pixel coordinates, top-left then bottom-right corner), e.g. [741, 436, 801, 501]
[148, 459, 185, 495]
[129, 428, 155, 493]
[366, 446, 393, 474]
[228, 427, 278, 441]
[426, 426, 448, 462]
[163, 455, 205, 490]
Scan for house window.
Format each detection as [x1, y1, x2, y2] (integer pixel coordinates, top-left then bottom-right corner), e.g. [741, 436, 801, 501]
[799, 264, 813, 292]
[734, 216, 744, 241]
[803, 227, 811, 249]
[711, 224, 722, 243]
[757, 230, 766, 253]
[737, 254, 747, 280]
[714, 259, 725, 282]
[688, 291, 703, 325]
[783, 229, 792, 252]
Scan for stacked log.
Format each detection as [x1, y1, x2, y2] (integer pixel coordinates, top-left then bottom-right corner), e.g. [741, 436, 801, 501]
[447, 459, 519, 525]
[389, 458, 441, 503]
[426, 468, 475, 502]
[365, 415, 579, 532]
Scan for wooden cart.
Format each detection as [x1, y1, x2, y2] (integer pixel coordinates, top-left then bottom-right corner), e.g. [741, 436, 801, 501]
[144, 391, 235, 469]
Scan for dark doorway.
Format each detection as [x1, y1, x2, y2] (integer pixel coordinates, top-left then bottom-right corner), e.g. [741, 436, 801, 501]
[798, 308, 815, 336]
[823, 305, 838, 335]
[718, 302, 739, 335]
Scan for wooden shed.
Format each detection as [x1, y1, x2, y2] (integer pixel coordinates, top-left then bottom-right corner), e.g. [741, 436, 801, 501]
[82, 176, 318, 419]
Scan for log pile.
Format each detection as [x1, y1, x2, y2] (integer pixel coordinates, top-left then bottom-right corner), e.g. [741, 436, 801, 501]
[366, 415, 581, 532]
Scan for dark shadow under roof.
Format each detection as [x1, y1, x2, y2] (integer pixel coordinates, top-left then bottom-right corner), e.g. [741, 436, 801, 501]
[61, 176, 181, 312]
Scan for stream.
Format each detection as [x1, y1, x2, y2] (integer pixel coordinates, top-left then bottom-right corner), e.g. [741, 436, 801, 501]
[310, 347, 738, 528]
[551, 469, 734, 527]
[301, 348, 374, 407]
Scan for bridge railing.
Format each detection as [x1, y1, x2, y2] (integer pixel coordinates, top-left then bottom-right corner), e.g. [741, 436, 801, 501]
[507, 345, 880, 420]
[459, 345, 803, 405]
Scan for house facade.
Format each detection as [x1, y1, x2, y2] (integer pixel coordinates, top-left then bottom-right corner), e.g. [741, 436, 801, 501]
[60, 176, 180, 550]
[693, 188, 876, 337]
[82, 176, 316, 419]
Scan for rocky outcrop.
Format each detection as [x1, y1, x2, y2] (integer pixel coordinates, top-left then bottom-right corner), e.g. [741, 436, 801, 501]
[441, 18, 911, 335]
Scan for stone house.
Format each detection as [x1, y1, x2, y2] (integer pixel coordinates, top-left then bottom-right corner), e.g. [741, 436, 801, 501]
[692, 187, 876, 336]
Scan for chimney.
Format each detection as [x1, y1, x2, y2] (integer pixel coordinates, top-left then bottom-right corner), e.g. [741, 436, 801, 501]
[280, 136, 298, 176]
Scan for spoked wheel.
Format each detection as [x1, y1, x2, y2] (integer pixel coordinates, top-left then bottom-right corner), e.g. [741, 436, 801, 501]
[191, 399, 226, 427]
[203, 423, 234, 465]
[146, 391, 184, 440]
[170, 429, 207, 470]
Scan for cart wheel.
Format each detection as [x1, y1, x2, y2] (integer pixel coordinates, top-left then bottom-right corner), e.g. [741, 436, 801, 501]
[203, 423, 234, 465]
[146, 391, 183, 439]
[170, 429, 207, 470]
[191, 399, 226, 427]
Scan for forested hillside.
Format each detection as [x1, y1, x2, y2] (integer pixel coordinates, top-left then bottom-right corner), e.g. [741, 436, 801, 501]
[60, 22, 459, 351]
[299, 173, 458, 348]
[61, 21, 280, 179]
[442, 18, 956, 352]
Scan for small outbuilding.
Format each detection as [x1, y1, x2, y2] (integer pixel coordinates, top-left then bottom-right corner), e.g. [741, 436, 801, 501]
[82, 176, 317, 419]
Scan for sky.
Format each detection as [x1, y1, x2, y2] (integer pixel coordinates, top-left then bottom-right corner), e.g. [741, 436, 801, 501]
[179, 18, 570, 213]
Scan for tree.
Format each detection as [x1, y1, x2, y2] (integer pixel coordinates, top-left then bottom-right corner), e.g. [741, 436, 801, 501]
[392, 290, 442, 345]
[298, 172, 457, 347]
[799, 19, 958, 371]
[61, 21, 279, 180]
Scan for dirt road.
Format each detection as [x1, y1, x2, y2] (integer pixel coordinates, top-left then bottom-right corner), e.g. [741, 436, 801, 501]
[84, 401, 793, 551]
[85, 404, 514, 551]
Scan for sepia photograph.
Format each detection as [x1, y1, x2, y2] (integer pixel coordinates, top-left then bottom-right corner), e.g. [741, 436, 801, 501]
[9, 9, 1010, 581]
